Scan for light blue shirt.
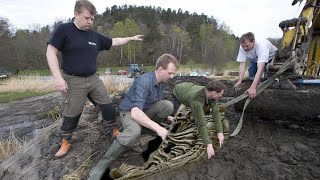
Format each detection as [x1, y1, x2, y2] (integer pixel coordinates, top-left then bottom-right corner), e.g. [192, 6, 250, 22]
[119, 71, 163, 111]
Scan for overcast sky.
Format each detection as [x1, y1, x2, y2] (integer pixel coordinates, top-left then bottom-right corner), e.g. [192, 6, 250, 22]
[0, 0, 305, 39]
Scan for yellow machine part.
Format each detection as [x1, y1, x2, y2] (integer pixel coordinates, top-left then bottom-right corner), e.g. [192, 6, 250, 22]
[280, 0, 320, 77]
[305, 14, 320, 76]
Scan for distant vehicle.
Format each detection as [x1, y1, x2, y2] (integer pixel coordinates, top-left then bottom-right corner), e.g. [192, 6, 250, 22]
[0, 74, 8, 79]
[189, 71, 199, 77]
[117, 70, 128, 75]
[104, 68, 112, 75]
[127, 64, 144, 78]
[0, 68, 12, 80]
[198, 72, 210, 77]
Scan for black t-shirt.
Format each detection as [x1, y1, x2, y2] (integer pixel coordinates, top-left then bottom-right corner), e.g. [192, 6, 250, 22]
[48, 23, 112, 76]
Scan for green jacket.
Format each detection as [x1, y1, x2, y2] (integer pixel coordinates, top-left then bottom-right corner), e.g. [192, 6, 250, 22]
[173, 82, 223, 144]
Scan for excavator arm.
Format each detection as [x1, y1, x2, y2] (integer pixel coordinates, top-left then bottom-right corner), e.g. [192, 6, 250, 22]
[275, 0, 320, 77]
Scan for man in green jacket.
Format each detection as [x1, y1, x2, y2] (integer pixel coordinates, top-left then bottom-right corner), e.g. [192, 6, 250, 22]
[173, 80, 226, 159]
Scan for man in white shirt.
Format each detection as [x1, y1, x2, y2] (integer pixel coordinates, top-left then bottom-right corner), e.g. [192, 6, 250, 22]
[234, 32, 278, 99]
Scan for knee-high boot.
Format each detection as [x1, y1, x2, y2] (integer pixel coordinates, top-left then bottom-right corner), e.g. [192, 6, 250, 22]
[87, 140, 128, 180]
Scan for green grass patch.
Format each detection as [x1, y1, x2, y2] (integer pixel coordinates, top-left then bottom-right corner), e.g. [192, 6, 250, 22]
[39, 106, 61, 120]
[0, 91, 53, 103]
[18, 69, 52, 76]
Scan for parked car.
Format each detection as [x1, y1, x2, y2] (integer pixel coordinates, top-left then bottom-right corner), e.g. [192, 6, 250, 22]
[117, 70, 128, 75]
[189, 71, 199, 77]
[198, 72, 210, 77]
[0, 68, 12, 80]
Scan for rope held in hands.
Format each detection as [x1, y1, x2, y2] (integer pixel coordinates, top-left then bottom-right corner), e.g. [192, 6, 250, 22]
[221, 54, 298, 137]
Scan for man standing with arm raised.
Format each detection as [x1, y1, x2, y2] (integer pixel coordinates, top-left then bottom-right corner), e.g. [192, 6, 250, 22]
[46, 0, 143, 158]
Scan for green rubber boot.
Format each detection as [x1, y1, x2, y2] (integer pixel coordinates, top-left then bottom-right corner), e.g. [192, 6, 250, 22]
[87, 140, 128, 180]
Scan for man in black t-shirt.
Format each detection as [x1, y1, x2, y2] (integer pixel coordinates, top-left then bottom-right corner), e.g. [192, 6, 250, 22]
[46, 0, 143, 159]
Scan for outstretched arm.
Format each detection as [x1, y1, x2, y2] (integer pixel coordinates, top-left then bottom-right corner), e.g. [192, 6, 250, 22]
[112, 35, 143, 46]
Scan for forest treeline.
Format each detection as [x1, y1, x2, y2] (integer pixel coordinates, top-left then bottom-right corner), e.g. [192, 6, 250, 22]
[0, 5, 280, 72]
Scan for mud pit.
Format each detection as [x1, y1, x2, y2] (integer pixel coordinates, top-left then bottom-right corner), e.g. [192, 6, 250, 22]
[0, 76, 320, 180]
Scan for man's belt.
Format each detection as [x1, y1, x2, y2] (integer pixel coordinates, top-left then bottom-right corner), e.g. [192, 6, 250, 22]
[63, 71, 95, 77]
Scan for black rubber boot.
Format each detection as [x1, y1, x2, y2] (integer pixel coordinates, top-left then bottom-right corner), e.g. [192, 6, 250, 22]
[87, 140, 128, 180]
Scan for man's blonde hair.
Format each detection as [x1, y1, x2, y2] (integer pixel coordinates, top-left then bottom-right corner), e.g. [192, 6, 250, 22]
[155, 54, 178, 70]
[240, 32, 255, 43]
[74, 0, 97, 15]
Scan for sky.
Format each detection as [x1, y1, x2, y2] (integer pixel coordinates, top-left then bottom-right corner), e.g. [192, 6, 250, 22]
[0, 0, 306, 39]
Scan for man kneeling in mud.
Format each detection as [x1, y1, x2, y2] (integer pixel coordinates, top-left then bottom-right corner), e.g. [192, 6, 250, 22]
[172, 80, 226, 159]
[87, 54, 178, 180]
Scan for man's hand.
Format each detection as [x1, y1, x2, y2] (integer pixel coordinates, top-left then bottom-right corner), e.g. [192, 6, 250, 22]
[206, 144, 215, 159]
[217, 132, 224, 148]
[166, 116, 175, 123]
[156, 126, 168, 141]
[54, 77, 68, 93]
[234, 80, 242, 90]
[247, 86, 257, 99]
[132, 35, 144, 41]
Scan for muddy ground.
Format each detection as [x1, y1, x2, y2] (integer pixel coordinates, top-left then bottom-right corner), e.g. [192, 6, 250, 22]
[0, 76, 319, 180]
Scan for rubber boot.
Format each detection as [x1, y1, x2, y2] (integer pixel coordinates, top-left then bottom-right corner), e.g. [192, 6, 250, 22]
[55, 138, 71, 158]
[54, 132, 72, 158]
[87, 140, 128, 180]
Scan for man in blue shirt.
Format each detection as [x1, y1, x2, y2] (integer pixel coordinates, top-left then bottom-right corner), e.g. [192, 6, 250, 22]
[88, 53, 178, 179]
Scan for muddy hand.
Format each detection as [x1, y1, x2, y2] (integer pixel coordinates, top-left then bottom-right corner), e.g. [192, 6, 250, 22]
[207, 144, 215, 159]
[217, 132, 224, 148]
[233, 81, 242, 90]
[247, 87, 257, 99]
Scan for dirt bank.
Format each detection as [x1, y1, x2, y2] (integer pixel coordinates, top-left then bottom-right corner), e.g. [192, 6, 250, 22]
[0, 76, 319, 180]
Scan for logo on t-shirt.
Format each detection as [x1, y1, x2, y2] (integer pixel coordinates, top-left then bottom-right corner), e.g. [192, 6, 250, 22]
[88, 42, 97, 46]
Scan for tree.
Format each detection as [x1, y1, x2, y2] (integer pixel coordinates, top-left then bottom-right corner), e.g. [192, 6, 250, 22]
[167, 25, 190, 64]
[109, 18, 141, 66]
[199, 23, 214, 60]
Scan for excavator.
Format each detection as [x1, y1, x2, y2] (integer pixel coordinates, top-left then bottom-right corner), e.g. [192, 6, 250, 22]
[271, 0, 320, 78]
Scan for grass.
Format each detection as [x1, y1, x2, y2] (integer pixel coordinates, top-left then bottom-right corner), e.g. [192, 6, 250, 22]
[100, 75, 130, 95]
[40, 106, 61, 121]
[0, 76, 55, 103]
[18, 69, 52, 76]
[0, 91, 53, 103]
[0, 130, 24, 160]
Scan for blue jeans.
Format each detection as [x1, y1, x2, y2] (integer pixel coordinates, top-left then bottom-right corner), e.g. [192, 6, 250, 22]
[248, 59, 272, 80]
